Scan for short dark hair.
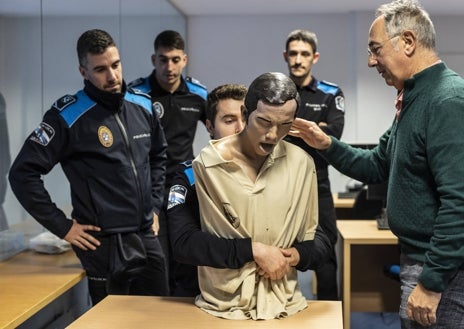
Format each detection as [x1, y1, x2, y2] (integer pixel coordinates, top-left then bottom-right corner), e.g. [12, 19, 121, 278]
[154, 30, 185, 52]
[285, 29, 318, 53]
[77, 29, 116, 67]
[244, 72, 300, 120]
[206, 84, 248, 124]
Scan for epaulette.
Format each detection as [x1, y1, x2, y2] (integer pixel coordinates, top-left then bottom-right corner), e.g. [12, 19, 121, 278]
[185, 76, 207, 89]
[317, 80, 340, 95]
[55, 90, 96, 127]
[128, 77, 145, 88]
[52, 94, 77, 112]
[128, 87, 151, 100]
[181, 160, 193, 168]
[181, 160, 195, 186]
[185, 76, 207, 100]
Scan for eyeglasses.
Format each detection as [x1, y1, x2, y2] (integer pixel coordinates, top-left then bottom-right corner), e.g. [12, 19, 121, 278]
[367, 35, 400, 58]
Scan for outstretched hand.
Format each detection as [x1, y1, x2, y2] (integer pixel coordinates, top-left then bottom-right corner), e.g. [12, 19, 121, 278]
[288, 118, 332, 150]
[64, 219, 101, 251]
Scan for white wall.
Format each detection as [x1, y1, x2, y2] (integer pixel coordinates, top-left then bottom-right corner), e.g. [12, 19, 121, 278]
[2, 10, 464, 225]
[187, 12, 464, 192]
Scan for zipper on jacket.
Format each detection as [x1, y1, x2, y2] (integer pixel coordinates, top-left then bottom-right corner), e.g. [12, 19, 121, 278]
[114, 112, 144, 227]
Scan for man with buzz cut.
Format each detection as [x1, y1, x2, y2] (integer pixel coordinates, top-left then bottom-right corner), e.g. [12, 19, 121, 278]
[129, 30, 207, 293]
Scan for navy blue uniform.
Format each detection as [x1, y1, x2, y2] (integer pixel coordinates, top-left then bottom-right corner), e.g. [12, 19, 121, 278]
[129, 72, 207, 293]
[167, 161, 332, 297]
[285, 76, 345, 300]
[9, 80, 169, 304]
[129, 72, 207, 178]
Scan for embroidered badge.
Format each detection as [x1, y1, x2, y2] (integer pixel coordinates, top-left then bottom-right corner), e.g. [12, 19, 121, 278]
[335, 95, 345, 112]
[98, 126, 113, 148]
[153, 101, 164, 119]
[223, 203, 240, 229]
[30, 122, 55, 146]
[167, 185, 188, 210]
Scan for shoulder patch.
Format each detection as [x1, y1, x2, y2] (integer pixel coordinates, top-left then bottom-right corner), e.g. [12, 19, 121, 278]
[30, 122, 55, 146]
[335, 95, 345, 112]
[53, 94, 77, 111]
[167, 184, 188, 210]
[185, 76, 207, 100]
[317, 80, 340, 96]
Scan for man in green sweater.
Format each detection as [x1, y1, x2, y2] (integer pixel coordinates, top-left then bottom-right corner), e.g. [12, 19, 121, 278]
[289, 1, 464, 328]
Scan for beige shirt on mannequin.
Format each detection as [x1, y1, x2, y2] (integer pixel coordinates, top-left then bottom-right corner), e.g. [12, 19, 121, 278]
[193, 137, 318, 320]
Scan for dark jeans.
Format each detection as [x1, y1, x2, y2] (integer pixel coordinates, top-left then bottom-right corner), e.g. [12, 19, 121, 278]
[399, 253, 464, 329]
[74, 229, 169, 305]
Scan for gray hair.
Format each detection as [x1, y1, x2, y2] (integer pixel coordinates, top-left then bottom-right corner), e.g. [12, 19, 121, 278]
[376, 0, 436, 49]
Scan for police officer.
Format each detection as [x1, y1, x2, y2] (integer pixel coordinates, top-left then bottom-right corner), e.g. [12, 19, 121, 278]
[129, 30, 207, 293]
[9, 29, 169, 305]
[283, 29, 345, 300]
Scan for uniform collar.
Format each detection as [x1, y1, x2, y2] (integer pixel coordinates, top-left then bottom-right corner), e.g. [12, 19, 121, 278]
[83, 79, 126, 112]
[297, 75, 318, 93]
[150, 70, 189, 96]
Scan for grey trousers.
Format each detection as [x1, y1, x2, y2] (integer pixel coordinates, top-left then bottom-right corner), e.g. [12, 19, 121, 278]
[399, 253, 464, 329]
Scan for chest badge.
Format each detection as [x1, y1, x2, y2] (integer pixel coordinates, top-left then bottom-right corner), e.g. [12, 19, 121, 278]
[153, 101, 164, 119]
[98, 126, 113, 148]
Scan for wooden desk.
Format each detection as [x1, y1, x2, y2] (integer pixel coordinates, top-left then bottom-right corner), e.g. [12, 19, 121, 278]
[333, 194, 355, 219]
[0, 249, 85, 329]
[333, 193, 355, 209]
[337, 220, 400, 329]
[68, 296, 343, 329]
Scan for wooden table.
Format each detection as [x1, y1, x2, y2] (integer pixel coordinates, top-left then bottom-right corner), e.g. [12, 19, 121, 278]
[68, 296, 343, 329]
[337, 220, 400, 329]
[0, 249, 85, 329]
[333, 193, 356, 219]
[333, 193, 356, 209]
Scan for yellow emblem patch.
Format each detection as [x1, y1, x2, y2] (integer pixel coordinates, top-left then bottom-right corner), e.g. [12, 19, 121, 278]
[98, 126, 113, 148]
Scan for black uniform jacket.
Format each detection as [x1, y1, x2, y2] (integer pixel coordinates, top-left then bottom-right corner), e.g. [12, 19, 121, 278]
[9, 80, 167, 238]
[129, 72, 206, 178]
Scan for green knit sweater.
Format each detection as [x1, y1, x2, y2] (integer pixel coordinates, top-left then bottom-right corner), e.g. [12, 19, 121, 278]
[324, 63, 464, 292]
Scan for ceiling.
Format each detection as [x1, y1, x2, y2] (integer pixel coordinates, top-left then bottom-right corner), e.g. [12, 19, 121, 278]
[1, 0, 463, 16]
[169, 0, 464, 16]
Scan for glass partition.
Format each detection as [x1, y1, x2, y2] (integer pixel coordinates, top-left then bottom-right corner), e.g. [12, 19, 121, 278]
[0, 0, 186, 234]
